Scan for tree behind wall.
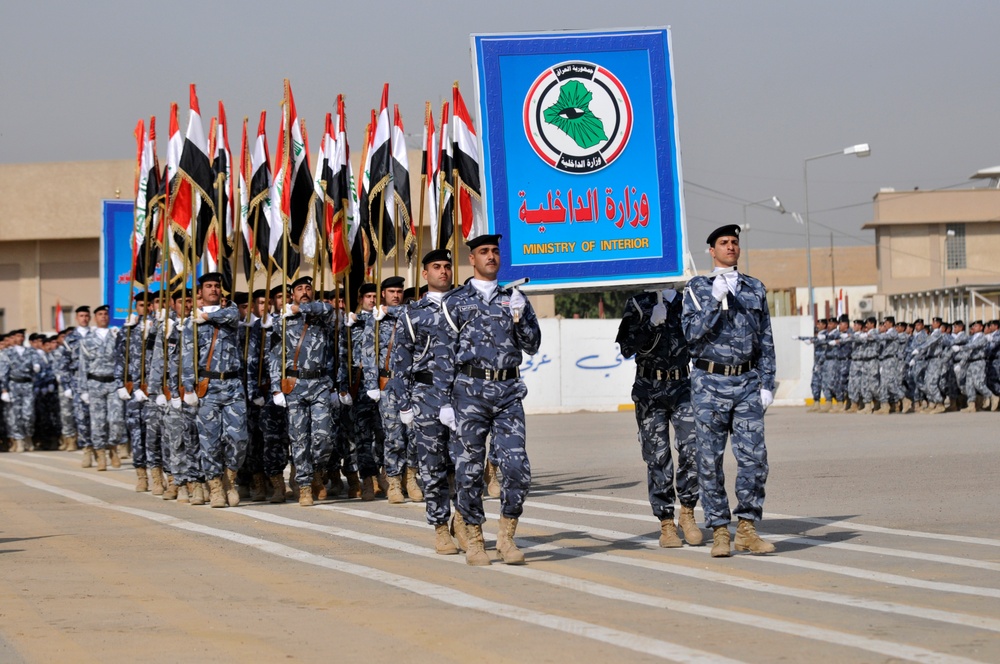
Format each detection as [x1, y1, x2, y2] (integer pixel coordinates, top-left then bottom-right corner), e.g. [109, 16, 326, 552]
[555, 289, 643, 319]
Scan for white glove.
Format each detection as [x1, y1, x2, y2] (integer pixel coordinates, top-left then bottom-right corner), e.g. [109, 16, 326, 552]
[132, 389, 147, 403]
[155, 394, 167, 407]
[182, 391, 199, 406]
[32, 364, 41, 373]
[195, 311, 209, 324]
[711, 275, 728, 302]
[509, 289, 526, 318]
[760, 388, 774, 411]
[909, 359, 915, 367]
[272, 392, 286, 407]
[143, 320, 154, 334]
[954, 363, 961, 373]
[366, 388, 381, 402]
[399, 408, 414, 425]
[339, 391, 353, 406]
[156, 308, 167, 322]
[0, 392, 10, 404]
[252, 396, 265, 406]
[345, 312, 358, 327]
[650, 303, 667, 326]
[840, 333, 849, 340]
[283, 303, 295, 316]
[125, 313, 139, 327]
[439, 405, 458, 432]
[117, 387, 131, 401]
[373, 305, 387, 321]
[170, 397, 182, 409]
[261, 315, 273, 329]
[63, 388, 73, 399]
[829, 340, 838, 346]
[951, 345, 960, 352]
[81, 392, 90, 404]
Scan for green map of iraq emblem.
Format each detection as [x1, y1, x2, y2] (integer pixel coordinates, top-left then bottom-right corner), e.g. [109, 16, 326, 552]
[525, 61, 633, 174]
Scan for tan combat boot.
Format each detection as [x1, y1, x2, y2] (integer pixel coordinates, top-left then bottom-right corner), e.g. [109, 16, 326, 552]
[188, 482, 205, 506]
[711, 525, 731, 558]
[81, 447, 94, 468]
[95, 448, 108, 471]
[345, 471, 362, 499]
[135, 467, 149, 492]
[404, 467, 424, 502]
[484, 460, 502, 498]
[224, 468, 241, 506]
[858, 402, 873, 414]
[150, 467, 165, 496]
[450, 511, 468, 552]
[269, 475, 287, 504]
[901, 397, 913, 413]
[658, 519, 682, 548]
[312, 471, 327, 501]
[175, 481, 189, 504]
[817, 401, 831, 413]
[163, 474, 178, 500]
[250, 473, 267, 502]
[961, 402, 977, 413]
[807, 401, 820, 413]
[298, 485, 314, 507]
[873, 402, 891, 415]
[65, 436, 79, 452]
[496, 516, 526, 564]
[57, 436, 68, 451]
[434, 524, 459, 555]
[207, 477, 227, 508]
[12, 439, 24, 453]
[386, 475, 405, 504]
[842, 402, 857, 413]
[464, 523, 492, 566]
[677, 505, 704, 545]
[734, 519, 776, 554]
[360, 475, 376, 501]
[991, 394, 1000, 411]
[929, 402, 947, 415]
[109, 446, 122, 469]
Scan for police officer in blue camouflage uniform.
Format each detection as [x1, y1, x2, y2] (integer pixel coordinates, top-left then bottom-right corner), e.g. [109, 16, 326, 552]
[240, 288, 270, 501]
[0, 329, 36, 453]
[392, 249, 461, 554]
[441, 234, 542, 566]
[617, 284, 704, 548]
[682, 224, 776, 558]
[52, 328, 78, 451]
[268, 275, 337, 506]
[78, 306, 124, 471]
[874, 317, 907, 414]
[63, 307, 95, 465]
[340, 282, 382, 500]
[116, 292, 160, 492]
[182, 272, 248, 508]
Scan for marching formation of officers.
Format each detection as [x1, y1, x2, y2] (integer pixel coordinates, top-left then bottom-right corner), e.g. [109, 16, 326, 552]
[801, 314, 1000, 414]
[0, 236, 544, 566]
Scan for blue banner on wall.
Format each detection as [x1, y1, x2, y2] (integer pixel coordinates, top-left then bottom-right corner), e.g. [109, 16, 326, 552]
[101, 200, 136, 327]
[471, 28, 688, 290]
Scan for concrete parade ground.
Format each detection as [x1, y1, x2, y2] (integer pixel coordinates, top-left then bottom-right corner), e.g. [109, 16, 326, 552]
[0, 407, 997, 663]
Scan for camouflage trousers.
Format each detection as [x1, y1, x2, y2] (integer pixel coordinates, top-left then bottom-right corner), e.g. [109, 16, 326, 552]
[195, 378, 248, 479]
[142, 397, 164, 469]
[286, 378, 335, 487]
[847, 358, 863, 403]
[352, 396, 382, 478]
[380, 389, 415, 478]
[822, 359, 845, 401]
[924, 359, 946, 403]
[162, 402, 201, 484]
[125, 399, 148, 468]
[810, 360, 824, 401]
[691, 369, 768, 528]
[260, 402, 289, 478]
[858, 359, 880, 403]
[878, 359, 906, 403]
[58, 386, 76, 437]
[4, 380, 35, 441]
[326, 403, 358, 476]
[412, 384, 456, 526]
[964, 359, 993, 401]
[242, 401, 264, 476]
[86, 379, 123, 450]
[908, 360, 927, 402]
[72, 389, 92, 448]
[631, 376, 698, 521]
[451, 374, 530, 525]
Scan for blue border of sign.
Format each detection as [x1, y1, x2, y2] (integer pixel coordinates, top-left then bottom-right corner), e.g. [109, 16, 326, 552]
[471, 28, 688, 291]
[101, 199, 135, 327]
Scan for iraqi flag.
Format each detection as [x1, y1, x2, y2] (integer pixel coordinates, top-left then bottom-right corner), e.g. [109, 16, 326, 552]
[422, 103, 439, 250]
[366, 83, 396, 259]
[436, 101, 455, 250]
[165, 101, 191, 274]
[207, 102, 234, 290]
[329, 94, 357, 278]
[452, 84, 486, 242]
[133, 118, 161, 285]
[248, 111, 283, 273]
[358, 112, 374, 267]
[177, 84, 215, 259]
[276, 79, 312, 256]
[392, 104, 416, 263]
[237, 117, 254, 280]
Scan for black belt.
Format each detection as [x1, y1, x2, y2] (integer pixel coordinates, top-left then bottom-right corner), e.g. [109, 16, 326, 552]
[10, 376, 33, 384]
[200, 369, 237, 380]
[378, 368, 393, 379]
[637, 365, 689, 381]
[286, 368, 324, 379]
[460, 363, 519, 381]
[693, 359, 755, 377]
[413, 370, 433, 386]
[86, 373, 115, 383]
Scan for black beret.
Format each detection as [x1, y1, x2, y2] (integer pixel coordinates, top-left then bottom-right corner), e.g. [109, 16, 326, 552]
[422, 248, 452, 266]
[838, 314, 850, 323]
[380, 276, 405, 290]
[10, 329, 25, 335]
[61, 327, 75, 335]
[322, 290, 337, 300]
[953, 320, 965, 327]
[252, 289, 268, 300]
[402, 287, 416, 300]
[269, 285, 288, 298]
[198, 272, 224, 286]
[972, 320, 984, 327]
[290, 275, 313, 290]
[28, 333, 41, 341]
[358, 283, 377, 296]
[419, 284, 428, 296]
[466, 234, 501, 250]
[171, 288, 193, 300]
[707, 224, 741, 246]
[913, 318, 924, 325]
[232, 292, 249, 305]
[882, 316, 895, 324]
[94, 305, 109, 314]
[75, 305, 91, 314]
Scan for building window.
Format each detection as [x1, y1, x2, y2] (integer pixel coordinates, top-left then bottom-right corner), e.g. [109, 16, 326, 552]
[946, 223, 966, 270]
[766, 288, 797, 317]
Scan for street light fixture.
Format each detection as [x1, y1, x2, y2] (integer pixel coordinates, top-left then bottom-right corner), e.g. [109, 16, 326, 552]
[803, 143, 871, 319]
[741, 196, 787, 273]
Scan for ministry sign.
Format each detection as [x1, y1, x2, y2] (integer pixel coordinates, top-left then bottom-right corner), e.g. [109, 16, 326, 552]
[471, 28, 688, 290]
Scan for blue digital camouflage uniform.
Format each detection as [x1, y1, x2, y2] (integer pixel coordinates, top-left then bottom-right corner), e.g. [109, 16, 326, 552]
[441, 282, 542, 525]
[810, 331, 826, 402]
[181, 303, 248, 481]
[987, 331, 1000, 395]
[906, 329, 930, 402]
[62, 328, 92, 448]
[268, 301, 336, 487]
[846, 331, 865, 405]
[877, 327, 907, 405]
[959, 332, 992, 402]
[148, 312, 201, 485]
[247, 316, 288, 480]
[340, 311, 380, 478]
[78, 327, 125, 451]
[922, 329, 947, 404]
[363, 304, 412, 479]
[391, 292, 458, 526]
[115, 317, 158, 469]
[682, 271, 776, 528]
[325, 311, 355, 477]
[1, 346, 37, 442]
[51, 343, 77, 438]
[854, 330, 880, 405]
[616, 290, 698, 521]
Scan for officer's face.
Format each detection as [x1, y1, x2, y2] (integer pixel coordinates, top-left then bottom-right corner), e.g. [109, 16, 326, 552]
[470, 245, 500, 281]
[253, 297, 267, 317]
[272, 293, 284, 310]
[709, 236, 740, 268]
[423, 261, 453, 293]
[360, 292, 376, 311]
[237, 302, 249, 318]
[95, 311, 109, 327]
[201, 281, 222, 305]
[294, 283, 313, 303]
[383, 287, 404, 306]
[76, 312, 91, 327]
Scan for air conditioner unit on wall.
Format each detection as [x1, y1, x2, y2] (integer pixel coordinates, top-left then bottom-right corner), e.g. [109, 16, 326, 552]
[858, 298, 873, 312]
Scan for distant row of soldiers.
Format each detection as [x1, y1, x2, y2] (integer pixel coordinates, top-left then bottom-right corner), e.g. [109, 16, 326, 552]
[799, 314, 1000, 414]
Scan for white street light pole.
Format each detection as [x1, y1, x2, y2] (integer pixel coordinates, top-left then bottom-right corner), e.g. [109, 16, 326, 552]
[741, 196, 786, 274]
[803, 143, 870, 319]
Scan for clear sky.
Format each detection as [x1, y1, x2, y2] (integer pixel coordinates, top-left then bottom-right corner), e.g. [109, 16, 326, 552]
[3, 0, 999, 269]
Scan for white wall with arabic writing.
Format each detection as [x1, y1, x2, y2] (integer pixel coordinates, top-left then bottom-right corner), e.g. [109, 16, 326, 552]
[518, 316, 813, 414]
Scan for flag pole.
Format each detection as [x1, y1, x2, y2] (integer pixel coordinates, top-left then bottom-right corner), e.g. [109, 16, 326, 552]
[124, 122, 143, 395]
[415, 102, 429, 295]
[189, 190, 200, 387]
[436, 101, 448, 252]
[138, 210, 155, 393]
[159, 203, 171, 398]
[243, 205, 260, 365]
[452, 172, 459, 288]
